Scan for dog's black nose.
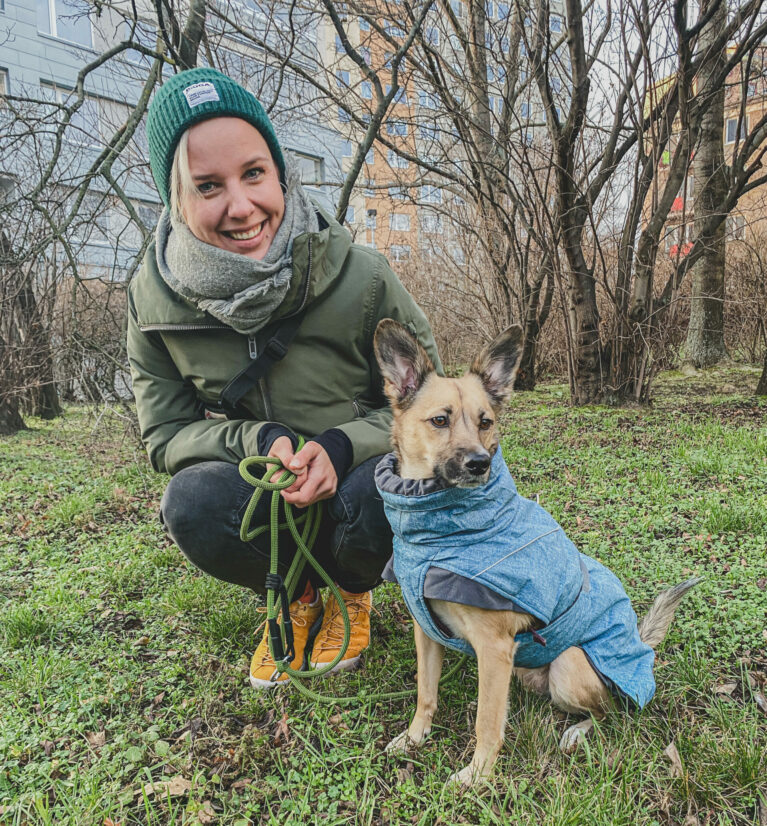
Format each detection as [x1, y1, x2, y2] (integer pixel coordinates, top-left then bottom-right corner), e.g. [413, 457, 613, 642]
[464, 452, 491, 475]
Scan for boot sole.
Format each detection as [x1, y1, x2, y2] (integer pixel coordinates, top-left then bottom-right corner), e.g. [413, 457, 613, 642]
[309, 653, 363, 674]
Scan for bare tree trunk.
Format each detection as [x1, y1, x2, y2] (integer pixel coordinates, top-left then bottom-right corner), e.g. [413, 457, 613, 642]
[0, 333, 25, 435]
[16, 278, 62, 419]
[757, 349, 767, 395]
[685, 0, 728, 367]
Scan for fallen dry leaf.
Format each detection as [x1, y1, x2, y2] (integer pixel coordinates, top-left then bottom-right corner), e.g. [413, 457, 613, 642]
[754, 692, 767, 715]
[230, 778, 253, 792]
[103, 819, 122, 826]
[328, 713, 349, 730]
[196, 800, 217, 824]
[86, 731, 106, 748]
[758, 796, 767, 826]
[137, 775, 192, 799]
[273, 713, 290, 746]
[134, 635, 150, 647]
[42, 740, 55, 756]
[606, 747, 622, 773]
[396, 762, 415, 784]
[714, 682, 738, 696]
[663, 741, 684, 778]
[683, 814, 700, 826]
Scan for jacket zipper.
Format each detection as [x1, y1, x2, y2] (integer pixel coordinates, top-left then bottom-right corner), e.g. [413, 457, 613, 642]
[247, 334, 273, 419]
[139, 323, 225, 332]
[248, 238, 313, 419]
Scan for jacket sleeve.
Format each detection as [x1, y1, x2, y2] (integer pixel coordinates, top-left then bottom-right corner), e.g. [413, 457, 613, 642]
[332, 256, 443, 469]
[127, 283, 275, 475]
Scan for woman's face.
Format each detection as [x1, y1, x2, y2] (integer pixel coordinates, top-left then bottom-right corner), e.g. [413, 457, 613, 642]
[183, 117, 285, 260]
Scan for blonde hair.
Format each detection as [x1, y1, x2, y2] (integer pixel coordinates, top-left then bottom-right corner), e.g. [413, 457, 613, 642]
[169, 130, 202, 223]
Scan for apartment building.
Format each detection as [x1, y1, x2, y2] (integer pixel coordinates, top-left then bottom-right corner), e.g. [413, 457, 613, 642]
[658, 48, 767, 255]
[321, 0, 569, 273]
[0, 0, 347, 278]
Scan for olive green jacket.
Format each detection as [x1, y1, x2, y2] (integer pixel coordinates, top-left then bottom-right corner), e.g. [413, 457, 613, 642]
[127, 212, 442, 475]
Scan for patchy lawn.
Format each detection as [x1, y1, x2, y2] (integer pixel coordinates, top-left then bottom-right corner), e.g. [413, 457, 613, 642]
[1, 366, 766, 825]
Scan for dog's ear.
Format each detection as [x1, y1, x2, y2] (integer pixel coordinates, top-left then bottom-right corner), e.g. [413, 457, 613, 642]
[470, 325, 524, 408]
[374, 319, 435, 407]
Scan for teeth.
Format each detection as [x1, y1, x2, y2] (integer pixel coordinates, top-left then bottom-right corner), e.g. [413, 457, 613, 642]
[229, 222, 264, 241]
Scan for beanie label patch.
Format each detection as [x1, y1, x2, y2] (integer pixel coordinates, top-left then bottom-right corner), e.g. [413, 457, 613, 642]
[182, 82, 220, 108]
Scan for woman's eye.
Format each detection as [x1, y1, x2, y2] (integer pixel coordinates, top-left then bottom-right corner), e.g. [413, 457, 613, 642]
[245, 167, 264, 180]
[197, 181, 216, 194]
[430, 416, 448, 428]
[479, 418, 494, 430]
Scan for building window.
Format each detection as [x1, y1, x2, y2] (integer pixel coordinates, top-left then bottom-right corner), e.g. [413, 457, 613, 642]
[521, 101, 531, 118]
[498, 3, 509, 20]
[552, 76, 562, 92]
[359, 15, 370, 30]
[360, 81, 372, 100]
[345, 206, 355, 224]
[386, 119, 408, 136]
[389, 185, 409, 200]
[420, 184, 442, 204]
[390, 212, 411, 231]
[390, 244, 411, 261]
[335, 34, 345, 54]
[420, 212, 443, 234]
[384, 23, 405, 38]
[387, 149, 409, 168]
[37, 0, 92, 45]
[550, 14, 563, 32]
[366, 211, 377, 228]
[419, 122, 439, 140]
[450, 0, 466, 18]
[294, 152, 323, 185]
[727, 213, 745, 240]
[385, 85, 408, 104]
[42, 82, 102, 145]
[0, 68, 8, 102]
[424, 26, 440, 46]
[364, 178, 376, 196]
[342, 140, 353, 157]
[486, 1, 494, 17]
[336, 70, 350, 87]
[338, 106, 351, 124]
[450, 245, 466, 265]
[725, 116, 748, 144]
[418, 89, 438, 109]
[360, 46, 371, 63]
[383, 52, 406, 71]
[365, 147, 374, 164]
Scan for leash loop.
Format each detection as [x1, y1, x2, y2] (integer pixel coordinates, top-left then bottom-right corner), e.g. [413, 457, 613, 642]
[238, 445, 467, 704]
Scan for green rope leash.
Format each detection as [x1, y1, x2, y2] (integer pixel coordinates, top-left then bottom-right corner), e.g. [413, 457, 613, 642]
[239, 446, 466, 705]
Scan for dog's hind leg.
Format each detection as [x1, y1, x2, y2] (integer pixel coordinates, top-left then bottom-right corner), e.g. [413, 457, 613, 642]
[548, 646, 613, 754]
[515, 665, 550, 696]
[385, 622, 444, 754]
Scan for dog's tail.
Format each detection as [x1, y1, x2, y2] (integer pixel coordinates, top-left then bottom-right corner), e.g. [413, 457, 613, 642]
[638, 577, 702, 649]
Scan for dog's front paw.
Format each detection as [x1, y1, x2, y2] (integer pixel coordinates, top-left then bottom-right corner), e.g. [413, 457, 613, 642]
[385, 729, 416, 755]
[446, 763, 487, 790]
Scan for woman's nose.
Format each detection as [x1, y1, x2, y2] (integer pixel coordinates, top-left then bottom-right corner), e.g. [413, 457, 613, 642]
[226, 184, 254, 219]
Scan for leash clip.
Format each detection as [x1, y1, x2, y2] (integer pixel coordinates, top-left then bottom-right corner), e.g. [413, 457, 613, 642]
[264, 573, 295, 663]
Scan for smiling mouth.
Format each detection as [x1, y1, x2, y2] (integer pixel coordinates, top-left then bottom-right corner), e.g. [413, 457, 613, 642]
[226, 221, 265, 241]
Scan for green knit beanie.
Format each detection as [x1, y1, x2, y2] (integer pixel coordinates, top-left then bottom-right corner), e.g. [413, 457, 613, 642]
[146, 67, 286, 209]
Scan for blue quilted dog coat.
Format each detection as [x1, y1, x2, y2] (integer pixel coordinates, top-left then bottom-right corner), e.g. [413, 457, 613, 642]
[375, 448, 656, 708]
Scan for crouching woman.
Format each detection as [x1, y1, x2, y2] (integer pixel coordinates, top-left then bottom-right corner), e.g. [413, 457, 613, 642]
[127, 68, 441, 687]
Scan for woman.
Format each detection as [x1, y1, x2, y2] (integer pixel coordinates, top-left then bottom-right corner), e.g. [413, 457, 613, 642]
[128, 67, 442, 688]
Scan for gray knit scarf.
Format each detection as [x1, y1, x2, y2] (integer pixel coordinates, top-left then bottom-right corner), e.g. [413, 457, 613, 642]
[155, 158, 319, 336]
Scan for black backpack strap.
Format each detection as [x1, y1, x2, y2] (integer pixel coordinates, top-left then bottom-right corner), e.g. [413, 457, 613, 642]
[218, 312, 305, 417]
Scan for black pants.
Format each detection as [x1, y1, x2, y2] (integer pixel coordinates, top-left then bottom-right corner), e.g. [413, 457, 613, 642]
[160, 455, 393, 595]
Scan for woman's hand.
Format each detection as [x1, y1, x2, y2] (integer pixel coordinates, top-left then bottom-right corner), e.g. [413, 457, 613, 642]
[266, 436, 338, 507]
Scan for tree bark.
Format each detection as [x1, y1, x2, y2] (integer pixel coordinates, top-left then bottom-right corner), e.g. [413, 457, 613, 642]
[757, 348, 767, 395]
[685, 0, 729, 367]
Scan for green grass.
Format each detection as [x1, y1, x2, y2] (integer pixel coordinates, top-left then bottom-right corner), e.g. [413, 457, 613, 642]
[1, 365, 766, 825]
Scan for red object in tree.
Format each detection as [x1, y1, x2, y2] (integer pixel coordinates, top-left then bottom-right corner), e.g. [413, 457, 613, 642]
[671, 197, 684, 212]
[669, 242, 693, 258]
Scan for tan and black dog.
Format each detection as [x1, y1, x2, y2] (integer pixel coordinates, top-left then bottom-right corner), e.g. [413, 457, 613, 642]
[373, 318, 699, 788]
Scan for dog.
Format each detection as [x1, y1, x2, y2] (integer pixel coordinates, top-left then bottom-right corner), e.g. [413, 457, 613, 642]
[372, 318, 700, 788]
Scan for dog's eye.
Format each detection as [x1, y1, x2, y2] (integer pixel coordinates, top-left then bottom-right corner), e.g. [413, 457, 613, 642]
[479, 417, 494, 431]
[430, 415, 448, 428]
